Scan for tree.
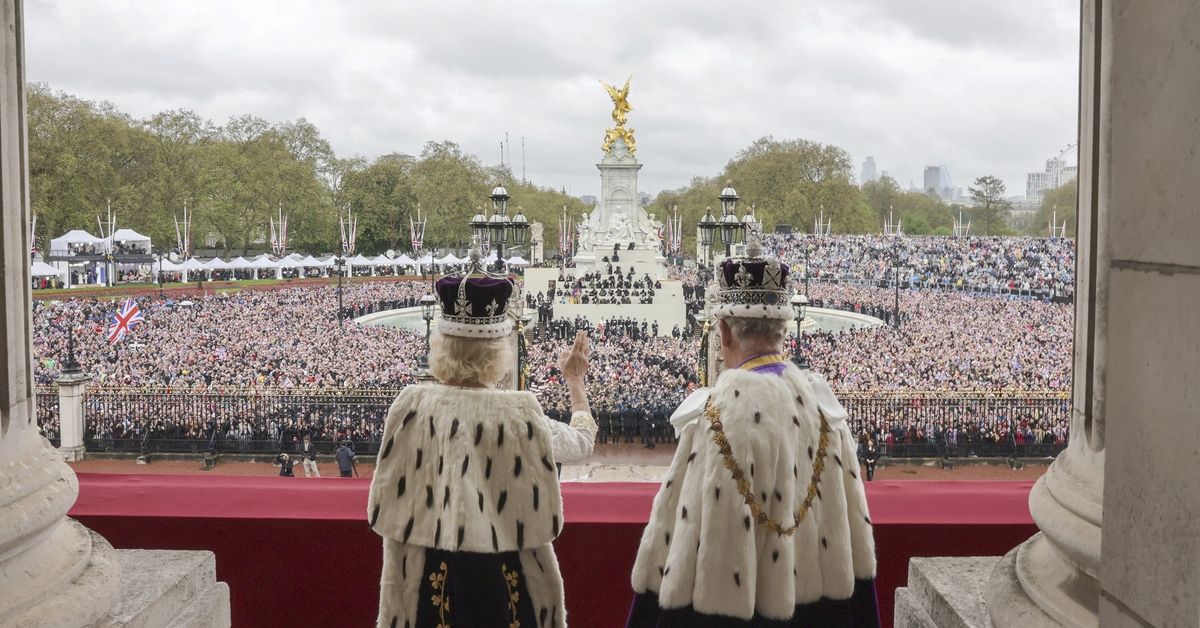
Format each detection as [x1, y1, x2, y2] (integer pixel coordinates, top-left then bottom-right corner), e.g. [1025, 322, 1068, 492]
[1031, 181, 1078, 237]
[861, 174, 902, 223]
[969, 175, 1012, 236]
[648, 136, 877, 251]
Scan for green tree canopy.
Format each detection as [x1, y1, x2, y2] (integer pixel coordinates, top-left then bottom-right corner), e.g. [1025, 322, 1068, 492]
[968, 175, 1012, 236]
[1031, 181, 1078, 237]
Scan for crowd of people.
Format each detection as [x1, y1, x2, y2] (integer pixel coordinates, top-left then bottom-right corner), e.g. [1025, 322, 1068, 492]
[763, 233, 1076, 301]
[31, 234, 1079, 455]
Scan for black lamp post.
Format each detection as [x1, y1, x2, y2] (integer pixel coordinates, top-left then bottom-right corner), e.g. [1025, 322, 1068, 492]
[61, 320, 82, 375]
[892, 237, 901, 329]
[697, 206, 718, 265]
[790, 293, 809, 368]
[419, 292, 437, 371]
[718, 184, 744, 258]
[336, 255, 347, 331]
[154, 248, 165, 298]
[804, 238, 811, 295]
[509, 207, 530, 268]
[488, 186, 510, 270]
[468, 187, 530, 272]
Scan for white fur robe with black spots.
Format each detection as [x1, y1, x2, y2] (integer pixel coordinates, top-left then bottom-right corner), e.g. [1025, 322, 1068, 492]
[630, 363, 877, 621]
[369, 384, 596, 628]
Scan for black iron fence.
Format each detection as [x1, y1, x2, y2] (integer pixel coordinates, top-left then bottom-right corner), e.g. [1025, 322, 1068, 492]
[34, 386, 1071, 458]
[840, 391, 1070, 458]
[70, 387, 399, 454]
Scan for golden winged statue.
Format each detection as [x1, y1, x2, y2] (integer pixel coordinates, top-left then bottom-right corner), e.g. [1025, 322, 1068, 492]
[600, 77, 632, 127]
[600, 76, 636, 155]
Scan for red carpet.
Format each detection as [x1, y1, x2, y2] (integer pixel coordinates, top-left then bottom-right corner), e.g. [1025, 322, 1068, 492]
[71, 475, 1035, 627]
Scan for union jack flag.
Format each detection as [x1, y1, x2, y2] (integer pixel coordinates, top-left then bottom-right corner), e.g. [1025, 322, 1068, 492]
[107, 298, 143, 345]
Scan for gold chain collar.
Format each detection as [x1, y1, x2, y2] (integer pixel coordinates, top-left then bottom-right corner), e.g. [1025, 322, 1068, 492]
[704, 400, 831, 537]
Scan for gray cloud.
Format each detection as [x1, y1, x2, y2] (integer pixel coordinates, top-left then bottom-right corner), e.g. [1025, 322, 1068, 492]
[25, 0, 1078, 201]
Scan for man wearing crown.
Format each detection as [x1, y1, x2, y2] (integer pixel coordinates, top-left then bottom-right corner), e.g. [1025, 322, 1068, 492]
[368, 248, 596, 628]
[627, 238, 879, 627]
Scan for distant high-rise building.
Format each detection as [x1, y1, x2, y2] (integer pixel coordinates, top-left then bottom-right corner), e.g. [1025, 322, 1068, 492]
[639, 191, 652, 207]
[1026, 156, 1078, 205]
[579, 195, 597, 206]
[860, 156, 878, 184]
[922, 165, 955, 201]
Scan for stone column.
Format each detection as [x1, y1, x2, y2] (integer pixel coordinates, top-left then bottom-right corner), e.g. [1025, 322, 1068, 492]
[56, 370, 91, 462]
[987, 1, 1200, 626]
[898, 2, 1200, 626]
[0, 0, 123, 624]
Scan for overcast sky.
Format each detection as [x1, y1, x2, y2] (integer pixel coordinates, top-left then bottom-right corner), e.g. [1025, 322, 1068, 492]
[26, 0, 1079, 200]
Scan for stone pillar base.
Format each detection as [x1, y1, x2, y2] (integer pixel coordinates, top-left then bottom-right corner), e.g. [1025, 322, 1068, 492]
[60, 445, 86, 462]
[108, 545, 230, 627]
[894, 556, 997, 627]
[894, 554, 1068, 628]
[3, 522, 229, 627]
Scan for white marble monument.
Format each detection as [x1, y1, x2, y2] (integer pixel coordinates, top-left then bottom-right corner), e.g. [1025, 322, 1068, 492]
[524, 79, 685, 334]
[570, 79, 668, 279]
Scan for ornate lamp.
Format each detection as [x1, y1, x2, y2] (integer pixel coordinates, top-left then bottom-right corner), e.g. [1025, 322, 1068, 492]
[718, 184, 744, 250]
[490, 185, 510, 215]
[509, 207, 529, 247]
[719, 183, 739, 215]
[741, 203, 759, 235]
[698, 206, 718, 249]
[790, 293, 809, 368]
[470, 207, 489, 243]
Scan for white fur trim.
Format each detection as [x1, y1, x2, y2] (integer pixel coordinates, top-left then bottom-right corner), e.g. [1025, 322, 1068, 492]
[711, 302, 793, 320]
[435, 316, 513, 338]
[368, 385, 564, 553]
[630, 362, 876, 620]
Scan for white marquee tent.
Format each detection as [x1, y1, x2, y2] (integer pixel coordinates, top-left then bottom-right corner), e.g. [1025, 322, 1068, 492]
[110, 228, 151, 248]
[31, 260, 63, 277]
[50, 230, 106, 254]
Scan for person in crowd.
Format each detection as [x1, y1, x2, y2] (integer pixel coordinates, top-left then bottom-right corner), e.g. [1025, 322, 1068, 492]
[864, 439, 879, 481]
[367, 253, 596, 628]
[335, 440, 356, 478]
[300, 434, 319, 478]
[628, 238, 879, 626]
[273, 452, 295, 477]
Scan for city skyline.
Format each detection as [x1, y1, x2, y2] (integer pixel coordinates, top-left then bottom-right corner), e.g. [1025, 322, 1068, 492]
[27, 0, 1078, 200]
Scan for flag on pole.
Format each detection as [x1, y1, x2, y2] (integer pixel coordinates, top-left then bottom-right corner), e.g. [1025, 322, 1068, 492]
[107, 298, 144, 344]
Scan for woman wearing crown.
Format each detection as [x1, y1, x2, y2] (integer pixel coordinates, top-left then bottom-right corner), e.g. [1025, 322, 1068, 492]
[368, 250, 596, 628]
[627, 238, 879, 627]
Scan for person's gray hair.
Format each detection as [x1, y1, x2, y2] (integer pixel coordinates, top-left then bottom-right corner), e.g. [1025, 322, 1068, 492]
[722, 316, 789, 350]
[428, 331, 514, 387]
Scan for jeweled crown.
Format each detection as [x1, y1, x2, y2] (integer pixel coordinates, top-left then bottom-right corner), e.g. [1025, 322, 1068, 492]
[712, 237, 791, 320]
[434, 246, 515, 338]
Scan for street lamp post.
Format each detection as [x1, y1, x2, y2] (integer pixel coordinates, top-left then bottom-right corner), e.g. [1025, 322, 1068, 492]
[336, 255, 347, 331]
[469, 187, 529, 272]
[697, 206, 718, 265]
[61, 319, 81, 375]
[718, 184, 744, 258]
[516, 311, 533, 390]
[419, 292, 437, 372]
[892, 237, 900, 329]
[154, 248, 165, 298]
[804, 239, 811, 296]
[790, 293, 809, 369]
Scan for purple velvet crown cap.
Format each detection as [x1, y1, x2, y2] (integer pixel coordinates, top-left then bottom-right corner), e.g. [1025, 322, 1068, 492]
[434, 273, 515, 338]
